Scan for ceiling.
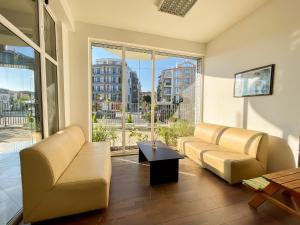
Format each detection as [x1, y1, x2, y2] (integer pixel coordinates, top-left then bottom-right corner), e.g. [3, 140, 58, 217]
[66, 0, 269, 43]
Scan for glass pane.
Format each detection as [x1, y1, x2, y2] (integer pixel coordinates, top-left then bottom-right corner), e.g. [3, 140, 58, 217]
[155, 53, 197, 146]
[91, 44, 123, 152]
[46, 59, 59, 135]
[0, 0, 39, 44]
[0, 23, 42, 224]
[124, 48, 152, 152]
[44, 8, 56, 59]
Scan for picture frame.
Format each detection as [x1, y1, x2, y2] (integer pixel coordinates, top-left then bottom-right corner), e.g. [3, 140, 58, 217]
[234, 64, 275, 97]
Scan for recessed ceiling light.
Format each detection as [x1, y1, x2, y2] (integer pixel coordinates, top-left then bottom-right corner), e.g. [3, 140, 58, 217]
[158, 0, 198, 17]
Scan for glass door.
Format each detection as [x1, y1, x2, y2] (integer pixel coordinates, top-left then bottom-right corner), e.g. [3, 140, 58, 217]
[0, 0, 59, 223]
[154, 53, 198, 146]
[124, 48, 152, 152]
[0, 23, 43, 225]
[91, 44, 123, 150]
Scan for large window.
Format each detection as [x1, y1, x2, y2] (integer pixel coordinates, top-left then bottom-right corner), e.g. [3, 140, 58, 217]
[0, 1, 59, 223]
[91, 43, 201, 154]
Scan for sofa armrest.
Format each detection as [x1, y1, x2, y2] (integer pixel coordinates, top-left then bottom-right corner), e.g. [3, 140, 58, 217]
[225, 158, 266, 184]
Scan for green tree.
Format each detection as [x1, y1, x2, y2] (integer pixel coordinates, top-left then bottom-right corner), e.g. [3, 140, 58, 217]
[143, 95, 151, 104]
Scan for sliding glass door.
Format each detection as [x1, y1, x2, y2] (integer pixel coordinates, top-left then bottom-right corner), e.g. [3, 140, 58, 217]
[91, 44, 123, 149]
[124, 48, 152, 151]
[91, 43, 201, 154]
[154, 53, 198, 145]
[0, 0, 59, 223]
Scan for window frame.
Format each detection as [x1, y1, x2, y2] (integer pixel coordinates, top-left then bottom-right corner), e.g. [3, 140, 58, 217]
[88, 39, 204, 153]
[0, 0, 60, 138]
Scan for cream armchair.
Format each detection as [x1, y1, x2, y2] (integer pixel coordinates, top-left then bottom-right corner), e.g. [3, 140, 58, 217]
[178, 123, 269, 184]
[20, 126, 111, 223]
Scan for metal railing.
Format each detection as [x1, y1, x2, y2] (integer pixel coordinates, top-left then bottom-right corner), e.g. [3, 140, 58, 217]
[0, 102, 38, 128]
[92, 102, 195, 124]
[92, 102, 195, 149]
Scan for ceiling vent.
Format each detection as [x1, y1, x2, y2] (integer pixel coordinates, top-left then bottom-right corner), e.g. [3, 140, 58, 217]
[158, 0, 197, 17]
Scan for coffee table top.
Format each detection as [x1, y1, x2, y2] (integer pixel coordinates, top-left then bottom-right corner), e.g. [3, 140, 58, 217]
[137, 141, 184, 162]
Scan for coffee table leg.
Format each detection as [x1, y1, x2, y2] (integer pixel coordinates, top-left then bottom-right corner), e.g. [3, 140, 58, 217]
[248, 182, 281, 208]
[139, 148, 147, 163]
[150, 159, 179, 185]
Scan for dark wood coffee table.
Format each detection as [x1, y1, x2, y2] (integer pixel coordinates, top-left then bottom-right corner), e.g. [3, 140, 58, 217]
[137, 141, 184, 185]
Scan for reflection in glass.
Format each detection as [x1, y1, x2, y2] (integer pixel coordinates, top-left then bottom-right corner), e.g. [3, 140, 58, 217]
[91, 44, 123, 150]
[155, 53, 197, 146]
[44, 8, 56, 59]
[46, 59, 59, 135]
[0, 0, 39, 44]
[0, 23, 42, 224]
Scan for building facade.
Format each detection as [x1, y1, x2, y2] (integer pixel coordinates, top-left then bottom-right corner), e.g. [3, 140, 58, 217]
[92, 58, 140, 111]
[157, 61, 196, 104]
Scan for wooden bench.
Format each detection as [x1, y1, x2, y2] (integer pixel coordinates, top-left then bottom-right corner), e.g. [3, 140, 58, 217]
[243, 168, 300, 218]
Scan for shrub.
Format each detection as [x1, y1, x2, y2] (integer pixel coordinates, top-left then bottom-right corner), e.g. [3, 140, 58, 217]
[129, 128, 148, 142]
[92, 124, 118, 145]
[92, 113, 97, 123]
[156, 121, 194, 146]
[127, 113, 133, 123]
[142, 111, 157, 123]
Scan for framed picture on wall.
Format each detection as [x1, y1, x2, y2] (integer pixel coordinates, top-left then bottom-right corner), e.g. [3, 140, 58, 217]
[234, 64, 275, 97]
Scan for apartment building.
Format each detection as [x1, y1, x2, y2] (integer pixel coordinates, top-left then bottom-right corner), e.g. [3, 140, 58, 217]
[157, 61, 196, 103]
[92, 58, 140, 111]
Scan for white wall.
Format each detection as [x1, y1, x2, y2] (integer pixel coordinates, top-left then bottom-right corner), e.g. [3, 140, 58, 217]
[204, 0, 300, 171]
[68, 22, 205, 140]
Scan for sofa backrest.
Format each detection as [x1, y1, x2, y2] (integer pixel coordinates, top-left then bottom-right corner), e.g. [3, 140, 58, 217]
[218, 127, 268, 162]
[194, 123, 228, 144]
[20, 125, 85, 215]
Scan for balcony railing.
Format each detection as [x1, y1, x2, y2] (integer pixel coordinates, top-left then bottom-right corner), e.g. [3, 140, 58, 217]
[92, 102, 195, 150]
[0, 102, 39, 128]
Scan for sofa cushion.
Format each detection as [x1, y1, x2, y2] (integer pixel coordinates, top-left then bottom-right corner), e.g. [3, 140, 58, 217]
[202, 150, 265, 184]
[57, 142, 111, 185]
[202, 150, 253, 173]
[60, 126, 86, 157]
[218, 127, 264, 156]
[194, 123, 227, 144]
[184, 142, 223, 166]
[177, 136, 203, 154]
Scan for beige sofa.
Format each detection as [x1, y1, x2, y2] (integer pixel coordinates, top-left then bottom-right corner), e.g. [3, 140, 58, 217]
[20, 126, 111, 223]
[178, 123, 268, 184]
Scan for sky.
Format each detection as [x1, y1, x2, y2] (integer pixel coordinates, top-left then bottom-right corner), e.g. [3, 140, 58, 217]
[92, 47, 197, 91]
[0, 67, 35, 92]
[0, 45, 197, 93]
[0, 46, 35, 92]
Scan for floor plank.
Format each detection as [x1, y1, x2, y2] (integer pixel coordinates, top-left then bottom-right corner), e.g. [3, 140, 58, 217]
[15, 155, 300, 225]
[0, 152, 22, 224]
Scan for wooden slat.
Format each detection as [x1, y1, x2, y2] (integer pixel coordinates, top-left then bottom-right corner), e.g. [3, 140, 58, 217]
[272, 173, 300, 184]
[263, 167, 300, 180]
[261, 193, 300, 218]
[294, 188, 300, 194]
[282, 180, 300, 190]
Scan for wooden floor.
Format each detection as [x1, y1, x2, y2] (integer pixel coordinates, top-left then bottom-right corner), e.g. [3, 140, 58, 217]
[17, 155, 300, 225]
[0, 152, 22, 225]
